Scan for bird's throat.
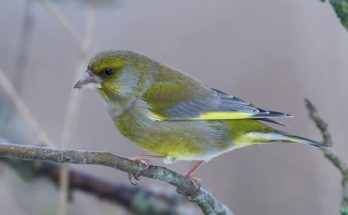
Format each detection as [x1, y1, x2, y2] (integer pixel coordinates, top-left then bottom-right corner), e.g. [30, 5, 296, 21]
[98, 88, 137, 119]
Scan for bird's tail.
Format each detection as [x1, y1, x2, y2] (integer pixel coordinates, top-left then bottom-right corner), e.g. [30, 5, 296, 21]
[276, 132, 328, 148]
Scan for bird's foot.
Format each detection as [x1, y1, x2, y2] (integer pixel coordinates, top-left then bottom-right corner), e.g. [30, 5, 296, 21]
[127, 155, 164, 185]
[176, 174, 202, 202]
[176, 160, 204, 201]
[185, 174, 202, 187]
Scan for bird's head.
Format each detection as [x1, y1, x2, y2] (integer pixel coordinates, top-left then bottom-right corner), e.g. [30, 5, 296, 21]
[74, 50, 152, 102]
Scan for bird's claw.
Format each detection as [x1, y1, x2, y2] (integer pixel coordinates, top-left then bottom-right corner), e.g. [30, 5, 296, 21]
[176, 174, 202, 201]
[127, 156, 151, 185]
[187, 175, 201, 187]
[128, 173, 140, 185]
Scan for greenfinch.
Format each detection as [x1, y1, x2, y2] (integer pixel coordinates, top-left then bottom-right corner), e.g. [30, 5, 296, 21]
[74, 50, 327, 181]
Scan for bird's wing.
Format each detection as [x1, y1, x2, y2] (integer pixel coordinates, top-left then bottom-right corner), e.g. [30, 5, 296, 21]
[142, 82, 291, 121]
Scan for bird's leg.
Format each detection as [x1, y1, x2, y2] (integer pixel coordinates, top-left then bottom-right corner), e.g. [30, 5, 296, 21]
[127, 155, 164, 185]
[184, 160, 204, 184]
[177, 160, 205, 199]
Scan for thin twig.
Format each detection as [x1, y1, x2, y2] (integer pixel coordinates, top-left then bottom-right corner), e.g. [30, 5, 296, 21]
[0, 68, 56, 147]
[0, 157, 191, 215]
[305, 99, 348, 215]
[81, 9, 95, 55]
[40, 0, 82, 51]
[37, 2, 97, 214]
[40, 1, 96, 213]
[54, 8, 95, 215]
[0, 142, 233, 215]
[14, 0, 34, 92]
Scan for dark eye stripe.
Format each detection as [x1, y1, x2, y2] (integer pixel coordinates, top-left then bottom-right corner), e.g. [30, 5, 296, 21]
[104, 68, 113, 76]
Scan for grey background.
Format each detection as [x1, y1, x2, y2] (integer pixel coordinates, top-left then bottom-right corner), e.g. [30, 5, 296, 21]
[0, 0, 347, 214]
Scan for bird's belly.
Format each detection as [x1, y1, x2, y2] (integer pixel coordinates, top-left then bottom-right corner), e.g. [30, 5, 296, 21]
[114, 113, 232, 161]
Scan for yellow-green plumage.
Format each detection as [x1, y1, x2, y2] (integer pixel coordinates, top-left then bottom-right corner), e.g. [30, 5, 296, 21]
[75, 50, 327, 162]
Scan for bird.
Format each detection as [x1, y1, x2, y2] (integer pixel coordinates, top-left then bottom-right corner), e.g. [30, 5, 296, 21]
[74, 50, 328, 184]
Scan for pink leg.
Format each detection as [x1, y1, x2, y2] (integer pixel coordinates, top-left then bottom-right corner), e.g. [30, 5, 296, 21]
[184, 160, 205, 179]
[128, 155, 164, 185]
[177, 160, 205, 199]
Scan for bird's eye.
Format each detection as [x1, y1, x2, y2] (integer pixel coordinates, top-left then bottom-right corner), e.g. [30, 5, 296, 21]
[104, 68, 113, 76]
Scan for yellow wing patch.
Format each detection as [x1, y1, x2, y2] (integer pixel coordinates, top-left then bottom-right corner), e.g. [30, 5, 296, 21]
[148, 111, 254, 121]
[188, 112, 253, 120]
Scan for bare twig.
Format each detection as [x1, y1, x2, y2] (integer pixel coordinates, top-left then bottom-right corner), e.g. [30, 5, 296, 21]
[0, 157, 190, 215]
[0, 143, 233, 215]
[14, 0, 34, 92]
[0, 68, 56, 147]
[39, 0, 96, 213]
[305, 99, 348, 215]
[59, 9, 95, 152]
[81, 9, 95, 55]
[40, 0, 82, 51]
[57, 8, 95, 215]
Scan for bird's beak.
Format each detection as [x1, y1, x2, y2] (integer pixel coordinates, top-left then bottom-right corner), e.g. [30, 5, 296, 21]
[74, 70, 101, 89]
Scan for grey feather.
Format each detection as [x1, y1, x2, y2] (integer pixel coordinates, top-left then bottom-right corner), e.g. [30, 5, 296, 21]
[164, 88, 292, 120]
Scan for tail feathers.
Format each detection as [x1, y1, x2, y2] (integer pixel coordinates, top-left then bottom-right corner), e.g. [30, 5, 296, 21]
[238, 132, 329, 149]
[280, 133, 329, 148]
[257, 118, 287, 126]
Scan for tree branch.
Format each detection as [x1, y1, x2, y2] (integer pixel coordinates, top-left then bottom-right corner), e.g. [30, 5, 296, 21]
[0, 157, 190, 215]
[0, 142, 233, 215]
[305, 99, 348, 215]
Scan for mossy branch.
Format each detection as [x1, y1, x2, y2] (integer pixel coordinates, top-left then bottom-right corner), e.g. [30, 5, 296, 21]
[0, 142, 233, 215]
[305, 99, 348, 215]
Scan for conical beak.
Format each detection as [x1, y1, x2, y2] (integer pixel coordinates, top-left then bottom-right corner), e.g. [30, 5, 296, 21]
[74, 70, 101, 89]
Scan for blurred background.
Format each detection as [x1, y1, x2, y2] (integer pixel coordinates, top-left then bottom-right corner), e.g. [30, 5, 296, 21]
[0, 0, 348, 214]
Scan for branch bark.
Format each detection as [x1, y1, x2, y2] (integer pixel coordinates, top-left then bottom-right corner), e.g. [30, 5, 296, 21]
[0, 142, 233, 215]
[305, 99, 348, 215]
[0, 157, 189, 215]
